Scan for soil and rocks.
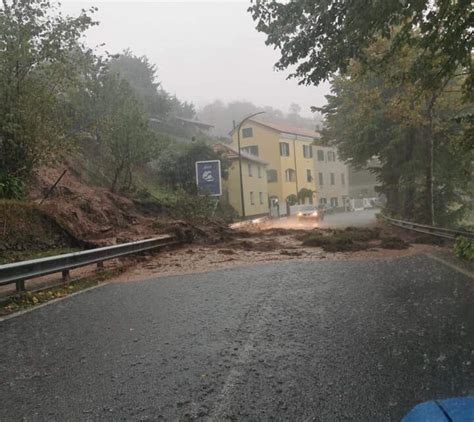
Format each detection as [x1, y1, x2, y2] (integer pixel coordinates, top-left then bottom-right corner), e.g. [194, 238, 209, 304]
[118, 223, 445, 282]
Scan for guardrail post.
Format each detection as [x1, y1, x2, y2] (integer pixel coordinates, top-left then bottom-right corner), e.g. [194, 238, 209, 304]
[16, 280, 25, 292]
[96, 261, 104, 271]
[62, 270, 70, 283]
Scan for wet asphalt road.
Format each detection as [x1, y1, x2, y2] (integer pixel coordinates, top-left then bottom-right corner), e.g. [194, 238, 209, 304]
[1, 254, 473, 421]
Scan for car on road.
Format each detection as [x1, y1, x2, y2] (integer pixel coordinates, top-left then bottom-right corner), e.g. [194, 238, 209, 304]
[296, 205, 324, 221]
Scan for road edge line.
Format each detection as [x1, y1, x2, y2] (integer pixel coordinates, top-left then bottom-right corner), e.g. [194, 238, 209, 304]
[425, 253, 473, 280]
[0, 283, 109, 323]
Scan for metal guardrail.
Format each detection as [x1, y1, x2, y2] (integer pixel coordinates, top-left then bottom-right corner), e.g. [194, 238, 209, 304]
[382, 216, 474, 241]
[0, 235, 177, 292]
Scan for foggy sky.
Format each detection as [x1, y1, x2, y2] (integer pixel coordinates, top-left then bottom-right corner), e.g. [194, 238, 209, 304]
[62, 1, 330, 117]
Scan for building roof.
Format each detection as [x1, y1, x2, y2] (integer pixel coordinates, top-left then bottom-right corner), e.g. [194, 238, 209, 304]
[234, 118, 320, 139]
[213, 143, 269, 165]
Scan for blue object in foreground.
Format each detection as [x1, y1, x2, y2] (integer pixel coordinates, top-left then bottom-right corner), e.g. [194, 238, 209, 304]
[402, 397, 474, 421]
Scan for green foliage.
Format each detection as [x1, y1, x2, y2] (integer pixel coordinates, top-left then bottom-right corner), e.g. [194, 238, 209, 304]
[319, 40, 473, 225]
[297, 188, 313, 203]
[0, 0, 97, 182]
[153, 141, 228, 193]
[96, 73, 160, 192]
[453, 236, 474, 261]
[0, 174, 24, 199]
[108, 50, 171, 117]
[250, 0, 472, 96]
[286, 194, 298, 206]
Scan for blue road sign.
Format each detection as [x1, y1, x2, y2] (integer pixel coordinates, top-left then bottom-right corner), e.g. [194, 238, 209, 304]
[195, 160, 222, 196]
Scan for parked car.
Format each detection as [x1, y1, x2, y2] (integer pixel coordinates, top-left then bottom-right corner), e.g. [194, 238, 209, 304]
[296, 205, 324, 221]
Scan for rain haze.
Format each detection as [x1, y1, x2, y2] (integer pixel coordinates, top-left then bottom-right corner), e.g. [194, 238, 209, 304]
[61, 0, 330, 116]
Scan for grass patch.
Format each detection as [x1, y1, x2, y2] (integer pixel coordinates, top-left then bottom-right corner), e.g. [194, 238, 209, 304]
[0, 200, 78, 254]
[0, 247, 81, 265]
[0, 267, 124, 316]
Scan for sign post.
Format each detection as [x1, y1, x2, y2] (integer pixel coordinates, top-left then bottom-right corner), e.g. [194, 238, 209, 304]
[195, 160, 222, 196]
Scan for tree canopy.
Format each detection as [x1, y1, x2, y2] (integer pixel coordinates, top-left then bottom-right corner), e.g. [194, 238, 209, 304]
[250, 0, 473, 95]
[319, 39, 473, 225]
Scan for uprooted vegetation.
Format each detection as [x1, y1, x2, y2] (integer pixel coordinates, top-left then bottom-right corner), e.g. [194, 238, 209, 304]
[300, 226, 409, 252]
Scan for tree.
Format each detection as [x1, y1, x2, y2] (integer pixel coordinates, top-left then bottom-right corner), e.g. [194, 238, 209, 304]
[249, 0, 473, 96]
[154, 141, 228, 193]
[96, 73, 158, 192]
[108, 50, 171, 117]
[0, 0, 97, 191]
[319, 40, 472, 225]
[297, 188, 313, 204]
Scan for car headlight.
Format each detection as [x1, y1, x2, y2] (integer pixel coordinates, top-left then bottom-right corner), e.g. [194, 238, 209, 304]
[312, 211, 318, 216]
[297, 212, 303, 217]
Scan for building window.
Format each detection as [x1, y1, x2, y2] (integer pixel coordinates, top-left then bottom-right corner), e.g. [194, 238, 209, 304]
[242, 127, 253, 138]
[319, 197, 327, 205]
[303, 144, 313, 158]
[242, 145, 258, 156]
[267, 169, 278, 183]
[317, 150, 325, 161]
[259, 192, 264, 205]
[306, 169, 312, 182]
[318, 172, 324, 185]
[279, 142, 290, 156]
[328, 151, 336, 161]
[330, 197, 339, 207]
[341, 173, 345, 185]
[248, 163, 253, 177]
[257, 166, 262, 178]
[250, 191, 255, 205]
[330, 172, 335, 185]
[285, 169, 296, 182]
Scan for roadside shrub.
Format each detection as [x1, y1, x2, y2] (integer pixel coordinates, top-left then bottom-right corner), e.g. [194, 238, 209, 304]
[453, 236, 474, 261]
[380, 236, 409, 250]
[0, 174, 24, 199]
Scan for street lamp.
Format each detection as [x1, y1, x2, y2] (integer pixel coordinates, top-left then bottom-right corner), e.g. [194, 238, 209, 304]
[236, 111, 265, 219]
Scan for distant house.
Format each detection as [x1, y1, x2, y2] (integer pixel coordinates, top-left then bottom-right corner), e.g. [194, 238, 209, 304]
[213, 143, 269, 219]
[312, 144, 349, 210]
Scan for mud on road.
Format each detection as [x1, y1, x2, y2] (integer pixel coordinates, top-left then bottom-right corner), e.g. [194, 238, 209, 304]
[118, 223, 443, 282]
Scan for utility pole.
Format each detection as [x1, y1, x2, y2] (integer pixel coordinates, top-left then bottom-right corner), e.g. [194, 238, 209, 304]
[236, 111, 265, 219]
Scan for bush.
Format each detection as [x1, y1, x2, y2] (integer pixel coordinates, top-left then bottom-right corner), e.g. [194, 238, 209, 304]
[380, 236, 409, 249]
[302, 232, 368, 252]
[0, 175, 24, 199]
[453, 236, 474, 261]
[343, 226, 380, 241]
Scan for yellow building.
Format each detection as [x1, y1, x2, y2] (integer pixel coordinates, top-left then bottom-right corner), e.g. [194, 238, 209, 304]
[214, 143, 269, 219]
[230, 119, 317, 207]
[230, 118, 349, 213]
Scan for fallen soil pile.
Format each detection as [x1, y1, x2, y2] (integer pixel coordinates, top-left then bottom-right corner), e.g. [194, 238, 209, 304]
[31, 165, 158, 246]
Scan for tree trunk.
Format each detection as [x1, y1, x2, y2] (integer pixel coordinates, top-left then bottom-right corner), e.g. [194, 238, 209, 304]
[111, 161, 124, 193]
